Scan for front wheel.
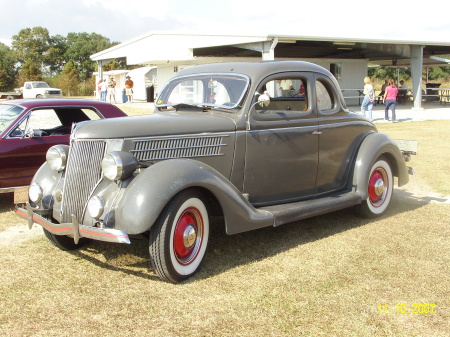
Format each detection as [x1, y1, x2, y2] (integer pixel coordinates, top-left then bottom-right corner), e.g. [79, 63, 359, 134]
[354, 157, 393, 218]
[149, 190, 210, 283]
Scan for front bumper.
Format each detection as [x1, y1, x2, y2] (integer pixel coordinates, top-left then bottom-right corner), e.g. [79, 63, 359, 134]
[15, 203, 130, 244]
[41, 94, 63, 98]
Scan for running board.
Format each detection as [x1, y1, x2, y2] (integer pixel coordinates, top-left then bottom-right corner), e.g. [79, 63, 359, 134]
[259, 192, 364, 227]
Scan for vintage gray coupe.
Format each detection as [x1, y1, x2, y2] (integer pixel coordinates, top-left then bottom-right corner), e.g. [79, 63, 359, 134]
[16, 61, 413, 283]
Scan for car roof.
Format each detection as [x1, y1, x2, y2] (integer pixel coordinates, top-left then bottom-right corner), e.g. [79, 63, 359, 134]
[175, 60, 333, 78]
[0, 99, 127, 116]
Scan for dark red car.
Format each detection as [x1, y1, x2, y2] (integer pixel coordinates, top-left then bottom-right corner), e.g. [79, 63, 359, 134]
[0, 99, 126, 196]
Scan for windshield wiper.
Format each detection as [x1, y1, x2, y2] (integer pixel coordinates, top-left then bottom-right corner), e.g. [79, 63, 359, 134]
[163, 102, 239, 113]
[170, 103, 204, 111]
[170, 103, 216, 112]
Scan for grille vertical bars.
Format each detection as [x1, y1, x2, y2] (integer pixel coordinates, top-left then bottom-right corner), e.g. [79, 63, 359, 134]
[61, 140, 106, 223]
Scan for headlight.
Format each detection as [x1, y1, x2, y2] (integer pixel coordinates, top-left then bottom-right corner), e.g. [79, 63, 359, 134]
[87, 196, 104, 219]
[46, 145, 69, 171]
[29, 183, 43, 203]
[101, 151, 138, 181]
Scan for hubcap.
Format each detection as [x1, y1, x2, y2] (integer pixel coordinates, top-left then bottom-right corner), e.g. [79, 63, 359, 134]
[173, 208, 203, 265]
[183, 225, 197, 249]
[368, 169, 387, 206]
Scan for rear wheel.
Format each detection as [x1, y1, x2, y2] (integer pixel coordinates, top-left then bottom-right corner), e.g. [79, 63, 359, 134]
[355, 157, 393, 218]
[43, 229, 91, 251]
[149, 190, 209, 283]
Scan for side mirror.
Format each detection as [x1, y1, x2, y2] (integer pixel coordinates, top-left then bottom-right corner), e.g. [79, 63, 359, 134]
[251, 91, 271, 109]
[25, 128, 35, 138]
[257, 91, 271, 107]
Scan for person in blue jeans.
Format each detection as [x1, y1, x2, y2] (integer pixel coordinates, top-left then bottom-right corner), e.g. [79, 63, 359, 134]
[361, 76, 375, 120]
[383, 79, 399, 122]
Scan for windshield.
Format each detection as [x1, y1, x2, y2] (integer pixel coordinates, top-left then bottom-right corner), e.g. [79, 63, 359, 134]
[155, 73, 249, 110]
[32, 82, 50, 88]
[0, 104, 25, 134]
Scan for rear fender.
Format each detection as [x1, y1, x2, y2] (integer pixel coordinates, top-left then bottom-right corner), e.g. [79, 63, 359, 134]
[352, 133, 409, 199]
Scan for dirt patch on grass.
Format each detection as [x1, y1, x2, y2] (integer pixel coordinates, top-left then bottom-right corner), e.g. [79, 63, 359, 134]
[0, 223, 43, 246]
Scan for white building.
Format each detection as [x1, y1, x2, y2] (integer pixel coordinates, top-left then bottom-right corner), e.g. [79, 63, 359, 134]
[91, 32, 450, 107]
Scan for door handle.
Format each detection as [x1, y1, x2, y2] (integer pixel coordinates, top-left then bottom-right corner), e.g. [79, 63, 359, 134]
[312, 131, 322, 135]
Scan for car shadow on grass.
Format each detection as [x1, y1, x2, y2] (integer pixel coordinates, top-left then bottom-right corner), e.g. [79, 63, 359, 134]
[62, 188, 443, 283]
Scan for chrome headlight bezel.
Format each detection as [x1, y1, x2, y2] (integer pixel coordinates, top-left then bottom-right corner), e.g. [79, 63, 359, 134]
[101, 151, 138, 181]
[46, 145, 69, 171]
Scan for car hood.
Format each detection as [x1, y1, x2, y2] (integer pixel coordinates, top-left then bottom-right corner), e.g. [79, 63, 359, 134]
[73, 110, 237, 139]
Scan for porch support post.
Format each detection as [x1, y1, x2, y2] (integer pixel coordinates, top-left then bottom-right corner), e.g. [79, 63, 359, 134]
[262, 38, 278, 61]
[410, 45, 424, 110]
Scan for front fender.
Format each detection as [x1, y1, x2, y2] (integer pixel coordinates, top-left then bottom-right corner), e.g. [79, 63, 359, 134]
[352, 133, 409, 199]
[30, 162, 61, 210]
[115, 159, 274, 235]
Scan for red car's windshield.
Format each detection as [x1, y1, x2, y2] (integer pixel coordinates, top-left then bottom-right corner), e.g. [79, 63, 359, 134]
[0, 104, 24, 134]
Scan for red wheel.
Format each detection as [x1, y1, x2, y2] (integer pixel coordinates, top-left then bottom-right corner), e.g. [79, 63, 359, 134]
[172, 207, 205, 266]
[149, 190, 209, 283]
[355, 157, 393, 218]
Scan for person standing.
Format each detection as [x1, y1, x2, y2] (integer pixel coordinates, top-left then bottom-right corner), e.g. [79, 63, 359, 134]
[107, 77, 117, 103]
[125, 75, 134, 103]
[361, 76, 375, 121]
[383, 79, 399, 122]
[377, 79, 388, 104]
[99, 79, 108, 102]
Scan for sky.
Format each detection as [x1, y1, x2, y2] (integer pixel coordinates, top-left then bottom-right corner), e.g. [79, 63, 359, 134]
[1, 0, 450, 47]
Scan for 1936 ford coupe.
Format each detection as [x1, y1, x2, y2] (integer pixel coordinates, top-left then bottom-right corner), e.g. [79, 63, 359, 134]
[16, 61, 413, 283]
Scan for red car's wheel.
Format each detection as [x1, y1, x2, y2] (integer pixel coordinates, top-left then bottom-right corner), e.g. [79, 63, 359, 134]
[149, 190, 209, 283]
[355, 157, 393, 218]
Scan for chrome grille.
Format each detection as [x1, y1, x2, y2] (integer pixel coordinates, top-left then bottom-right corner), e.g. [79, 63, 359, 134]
[131, 136, 226, 161]
[61, 140, 106, 223]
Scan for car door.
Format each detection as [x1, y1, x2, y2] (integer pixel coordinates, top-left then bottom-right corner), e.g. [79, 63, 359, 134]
[1, 109, 69, 188]
[314, 74, 373, 195]
[244, 73, 319, 206]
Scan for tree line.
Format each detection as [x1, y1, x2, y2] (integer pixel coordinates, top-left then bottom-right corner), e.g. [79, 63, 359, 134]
[368, 63, 450, 86]
[0, 26, 126, 95]
[1, 27, 450, 95]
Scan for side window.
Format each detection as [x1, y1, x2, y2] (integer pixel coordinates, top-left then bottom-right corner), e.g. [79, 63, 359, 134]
[315, 80, 333, 111]
[257, 77, 308, 113]
[81, 108, 101, 120]
[28, 109, 62, 130]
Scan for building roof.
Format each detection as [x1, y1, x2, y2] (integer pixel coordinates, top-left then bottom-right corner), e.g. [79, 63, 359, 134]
[91, 32, 450, 67]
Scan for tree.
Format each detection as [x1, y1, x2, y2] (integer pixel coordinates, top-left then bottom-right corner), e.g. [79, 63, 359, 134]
[369, 66, 411, 82]
[45, 34, 68, 75]
[65, 32, 118, 80]
[17, 59, 43, 85]
[0, 43, 17, 90]
[55, 61, 80, 96]
[12, 27, 51, 68]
